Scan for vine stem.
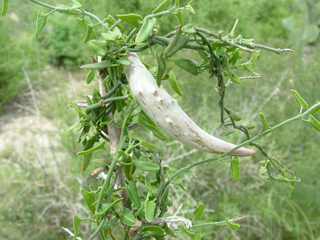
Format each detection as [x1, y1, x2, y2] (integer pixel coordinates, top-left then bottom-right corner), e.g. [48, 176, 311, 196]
[29, 0, 109, 31]
[164, 102, 320, 188]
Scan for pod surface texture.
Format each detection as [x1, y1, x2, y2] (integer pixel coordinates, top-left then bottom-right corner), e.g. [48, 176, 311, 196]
[124, 53, 256, 156]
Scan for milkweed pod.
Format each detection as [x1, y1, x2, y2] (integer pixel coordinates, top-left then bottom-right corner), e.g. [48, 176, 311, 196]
[124, 53, 256, 156]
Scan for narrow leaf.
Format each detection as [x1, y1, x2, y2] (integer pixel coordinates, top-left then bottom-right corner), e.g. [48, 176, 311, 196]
[159, 187, 169, 206]
[116, 13, 143, 28]
[193, 203, 205, 221]
[137, 114, 167, 141]
[81, 188, 95, 214]
[145, 199, 156, 222]
[35, 10, 47, 38]
[127, 180, 141, 208]
[310, 102, 320, 114]
[225, 218, 240, 230]
[134, 156, 160, 172]
[142, 225, 165, 236]
[120, 208, 136, 226]
[77, 141, 106, 155]
[172, 58, 199, 76]
[291, 89, 308, 109]
[67, 119, 81, 131]
[175, 11, 184, 25]
[102, 218, 118, 229]
[163, 223, 177, 238]
[156, 52, 166, 86]
[70, 0, 82, 10]
[117, 56, 131, 66]
[1, 0, 9, 17]
[81, 60, 119, 69]
[68, 100, 84, 118]
[86, 69, 95, 84]
[152, 0, 172, 14]
[136, 17, 156, 43]
[259, 112, 271, 130]
[73, 215, 82, 240]
[139, 139, 158, 149]
[89, 40, 107, 56]
[309, 114, 320, 132]
[96, 198, 124, 215]
[230, 156, 240, 181]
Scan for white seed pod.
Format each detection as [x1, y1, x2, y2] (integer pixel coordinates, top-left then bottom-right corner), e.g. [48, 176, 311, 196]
[124, 53, 256, 156]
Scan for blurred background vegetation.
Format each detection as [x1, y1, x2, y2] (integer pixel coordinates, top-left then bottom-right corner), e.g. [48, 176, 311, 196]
[0, 0, 319, 239]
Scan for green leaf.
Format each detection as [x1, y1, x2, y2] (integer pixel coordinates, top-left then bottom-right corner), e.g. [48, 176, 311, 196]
[164, 26, 190, 58]
[70, 0, 82, 10]
[229, 49, 241, 66]
[175, 11, 184, 25]
[81, 60, 119, 69]
[123, 156, 134, 181]
[225, 218, 240, 230]
[145, 199, 156, 222]
[86, 69, 95, 84]
[106, 15, 123, 29]
[250, 50, 260, 63]
[310, 102, 320, 114]
[177, 181, 188, 192]
[291, 89, 308, 109]
[89, 40, 107, 56]
[82, 16, 97, 43]
[194, 228, 201, 240]
[127, 180, 140, 208]
[226, 108, 242, 121]
[82, 153, 92, 172]
[77, 141, 106, 155]
[77, 17, 87, 32]
[152, 0, 172, 14]
[156, 52, 166, 86]
[182, 23, 197, 34]
[137, 114, 167, 141]
[144, 176, 155, 193]
[277, 175, 289, 183]
[73, 215, 82, 240]
[180, 225, 195, 237]
[159, 187, 169, 206]
[163, 223, 177, 238]
[259, 112, 271, 130]
[120, 208, 136, 226]
[192, 203, 205, 221]
[81, 188, 95, 214]
[230, 156, 240, 181]
[35, 10, 47, 38]
[142, 225, 165, 236]
[136, 18, 156, 43]
[116, 13, 143, 28]
[68, 100, 84, 118]
[1, 0, 9, 17]
[134, 156, 160, 172]
[96, 198, 124, 215]
[67, 119, 81, 132]
[309, 114, 320, 132]
[139, 139, 158, 149]
[101, 27, 122, 41]
[117, 56, 131, 66]
[172, 58, 199, 76]
[102, 217, 118, 229]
